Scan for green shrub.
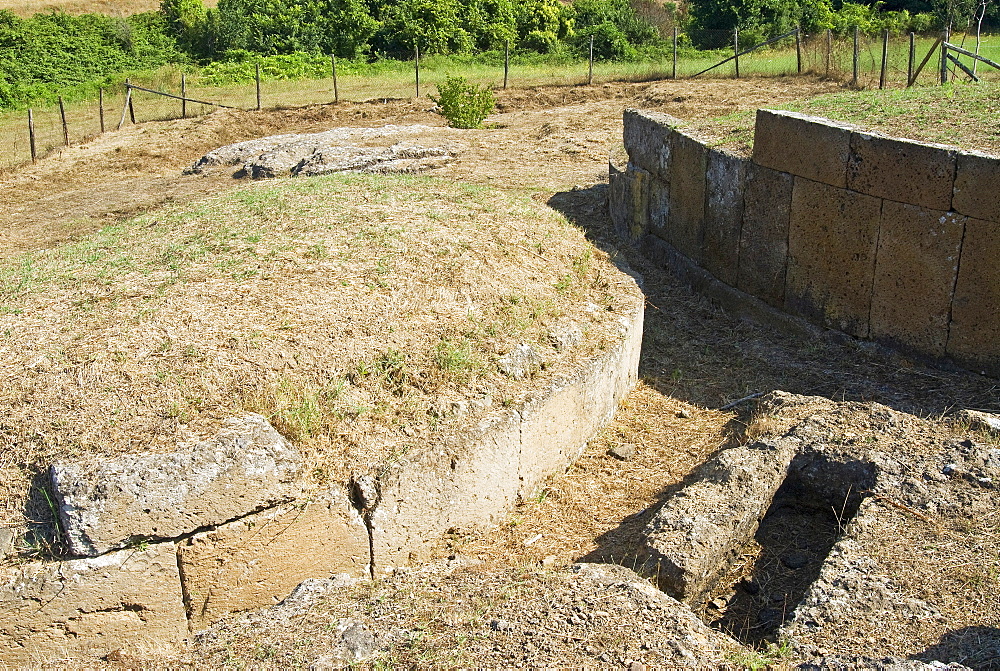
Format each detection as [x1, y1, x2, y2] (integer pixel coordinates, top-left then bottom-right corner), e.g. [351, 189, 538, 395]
[430, 74, 496, 129]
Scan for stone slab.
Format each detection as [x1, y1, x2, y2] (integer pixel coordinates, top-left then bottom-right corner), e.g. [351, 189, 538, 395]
[869, 201, 965, 357]
[703, 148, 747, 286]
[178, 487, 369, 629]
[752, 109, 854, 188]
[622, 108, 680, 180]
[642, 439, 800, 604]
[786, 177, 881, 338]
[848, 132, 957, 211]
[952, 149, 1000, 222]
[0, 544, 187, 665]
[666, 129, 708, 262]
[52, 414, 304, 556]
[608, 162, 652, 242]
[947, 216, 1000, 376]
[737, 164, 793, 308]
[370, 295, 644, 572]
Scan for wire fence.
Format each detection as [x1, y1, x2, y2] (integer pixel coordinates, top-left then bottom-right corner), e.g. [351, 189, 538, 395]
[2, 30, 998, 171]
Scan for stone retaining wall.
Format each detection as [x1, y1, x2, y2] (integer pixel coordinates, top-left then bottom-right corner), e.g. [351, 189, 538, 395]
[0, 292, 643, 664]
[611, 108, 1000, 376]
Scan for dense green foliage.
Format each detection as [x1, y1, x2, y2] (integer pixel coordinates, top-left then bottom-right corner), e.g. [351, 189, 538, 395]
[0, 10, 184, 109]
[430, 74, 496, 128]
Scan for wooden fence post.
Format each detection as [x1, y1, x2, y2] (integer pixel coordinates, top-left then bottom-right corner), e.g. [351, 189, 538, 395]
[880, 29, 889, 88]
[907, 32, 915, 86]
[796, 27, 802, 74]
[28, 109, 36, 163]
[415, 43, 420, 98]
[59, 96, 69, 146]
[734, 28, 740, 78]
[852, 26, 859, 86]
[941, 27, 950, 84]
[99, 87, 105, 133]
[826, 28, 832, 76]
[673, 27, 678, 79]
[118, 81, 132, 130]
[255, 61, 262, 110]
[332, 54, 339, 102]
[127, 79, 136, 124]
[588, 34, 595, 84]
[504, 41, 509, 89]
[181, 73, 187, 118]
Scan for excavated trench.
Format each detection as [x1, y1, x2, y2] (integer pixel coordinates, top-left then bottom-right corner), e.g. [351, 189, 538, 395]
[640, 441, 879, 648]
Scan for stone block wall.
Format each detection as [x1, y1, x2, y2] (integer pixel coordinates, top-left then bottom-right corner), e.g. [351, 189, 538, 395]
[611, 108, 1000, 376]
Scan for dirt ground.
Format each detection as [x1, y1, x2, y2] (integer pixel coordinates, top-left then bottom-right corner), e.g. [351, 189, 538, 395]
[3, 75, 999, 667]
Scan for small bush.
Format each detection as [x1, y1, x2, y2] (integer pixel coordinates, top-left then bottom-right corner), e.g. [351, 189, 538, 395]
[430, 74, 496, 129]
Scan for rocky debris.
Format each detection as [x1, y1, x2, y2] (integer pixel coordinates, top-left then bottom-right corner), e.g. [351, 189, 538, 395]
[958, 408, 1000, 434]
[641, 437, 800, 603]
[548, 321, 583, 351]
[51, 414, 303, 556]
[185, 560, 744, 666]
[608, 442, 637, 461]
[185, 126, 456, 179]
[796, 656, 972, 670]
[0, 543, 188, 666]
[498, 344, 542, 380]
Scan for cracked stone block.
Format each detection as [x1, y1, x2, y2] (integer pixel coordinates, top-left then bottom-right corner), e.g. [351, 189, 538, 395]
[665, 129, 707, 263]
[52, 414, 304, 556]
[752, 109, 855, 188]
[947, 216, 1000, 375]
[848, 132, 957, 211]
[703, 148, 747, 286]
[953, 150, 1000, 222]
[0, 543, 187, 666]
[642, 439, 799, 604]
[178, 486, 369, 629]
[785, 177, 881, 338]
[869, 201, 965, 358]
[622, 108, 681, 180]
[737, 164, 793, 308]
[608, 162, 652, 243]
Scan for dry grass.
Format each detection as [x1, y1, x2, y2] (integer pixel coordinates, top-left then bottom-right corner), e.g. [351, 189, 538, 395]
[0, 0, 216, 16]
[0, 172, 636, 532]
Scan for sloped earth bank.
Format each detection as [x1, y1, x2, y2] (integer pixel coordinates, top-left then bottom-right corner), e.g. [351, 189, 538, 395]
[1, 76, 998, 667]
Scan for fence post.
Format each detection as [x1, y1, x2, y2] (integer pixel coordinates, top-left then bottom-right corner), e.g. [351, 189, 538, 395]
[504, 41, 509, 89]
[907, 32, 915, 86]
[127, 79, 136, 124]
[59, 96, 69, 146]
[796, 27, 802, 74]
[734, 28, 740, 78]
[852, 26, 859, 86]
[673, 27, 678, 79]
[826, 28, 832, 76]
[99, 87, 105, 133]
[941, 27, 950, 84]
[415, 43, 420, 98]
[181, 73, 187, 118]
[588, 34, 594, 84]
[28, 109, 36, 163]
[332, 54, 339, 102]
[880, 29, 889, 88]
[255, 61, 262, 110]
[118, 81, 132, 130]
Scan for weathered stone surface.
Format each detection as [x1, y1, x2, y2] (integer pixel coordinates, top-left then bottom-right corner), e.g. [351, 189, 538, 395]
[187, 125, 447, 177]
[178, 486, 369, 628]
[752, 109, 855, 188]
[947, 216, 1000, 375]
[869, 202, 965, 357]
[622, 108, 680, 180]
[52, 414, 303, 557]
[294, 143, 452, 177]
[958, 408, 1000, 434]
[498, 344, 542, 380]
[786, 177, 881, 337]
[666, 129, 708, 262]
[642, 439, 800, 604]
[371, 297, 643, 571]
[0, 544, 187, 665]
[608, 162, 652, 242]
[848, 132, 957, 211]
[738, 163, 793, 308]
[952, 149, 1000, 222]
[703, 148, 747, 286]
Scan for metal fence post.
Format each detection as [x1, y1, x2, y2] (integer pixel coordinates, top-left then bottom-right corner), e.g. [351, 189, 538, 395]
[415, 43, 420, 98]
[734, 28, 740, 78]
[880, 29, 889, 88]
[673, 27, 678, 79]
[796, 27, 802, 74]
[908, 32, 915, 86]
[852, 26, 859, 86]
